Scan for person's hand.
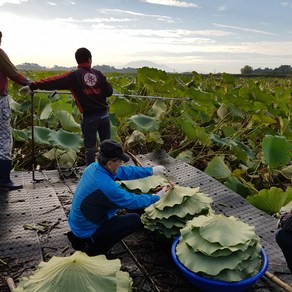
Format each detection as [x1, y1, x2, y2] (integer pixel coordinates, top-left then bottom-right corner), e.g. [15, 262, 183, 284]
[155, 185, 172, 198]
[152, 165, 166, 176]
[19, 85, 32, 95]
[156, 186, 169, 198]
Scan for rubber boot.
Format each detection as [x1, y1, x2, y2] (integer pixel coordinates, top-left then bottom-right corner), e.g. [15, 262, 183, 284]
[0, 159, 23, 190]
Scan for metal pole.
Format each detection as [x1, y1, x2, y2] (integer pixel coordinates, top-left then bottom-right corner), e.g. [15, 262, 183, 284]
[30, 92, 44, 183]
[32, 90, 192, 102]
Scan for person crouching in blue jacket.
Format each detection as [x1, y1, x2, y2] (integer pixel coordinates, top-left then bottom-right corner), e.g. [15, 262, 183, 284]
[67, 139, 169, 256]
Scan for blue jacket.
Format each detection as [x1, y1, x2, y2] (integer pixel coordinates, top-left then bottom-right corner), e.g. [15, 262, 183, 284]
[68, 162, 160, 238]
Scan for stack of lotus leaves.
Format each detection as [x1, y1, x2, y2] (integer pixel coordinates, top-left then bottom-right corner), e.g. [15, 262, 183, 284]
[176, 213, 262, 282]
[120, 175, 213, 239]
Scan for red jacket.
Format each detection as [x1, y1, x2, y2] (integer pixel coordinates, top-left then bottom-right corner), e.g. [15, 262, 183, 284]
[0, 48, 30, 96]
[29, 63, 113, 115]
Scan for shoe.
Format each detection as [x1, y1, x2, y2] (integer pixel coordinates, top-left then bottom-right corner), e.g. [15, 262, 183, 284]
[0, 160, 23, 191]
[67, 231, 87, 251]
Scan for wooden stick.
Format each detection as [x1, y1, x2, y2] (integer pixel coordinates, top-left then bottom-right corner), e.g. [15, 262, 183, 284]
[6, 277, 16, 291]
[264, 271, 292, 292]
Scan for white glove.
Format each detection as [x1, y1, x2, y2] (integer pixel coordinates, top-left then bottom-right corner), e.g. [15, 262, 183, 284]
[19, 85, 33, 95]
[156, 186, 168, 198]
[152, 165, 166, 176]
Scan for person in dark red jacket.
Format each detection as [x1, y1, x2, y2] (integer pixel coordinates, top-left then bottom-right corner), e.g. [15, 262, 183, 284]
[20, 47, 113, 165]
[0, 30, 31, 190]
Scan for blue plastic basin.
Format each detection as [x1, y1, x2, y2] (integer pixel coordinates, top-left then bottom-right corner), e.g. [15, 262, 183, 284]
[171, 236, 269, 292]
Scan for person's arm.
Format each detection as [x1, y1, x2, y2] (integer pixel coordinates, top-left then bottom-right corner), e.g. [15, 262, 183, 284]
[106, 182, 160, 210]
[29, 72, 72, 91]
[116, 165, 153, 181]
[0, 49, 30, 85]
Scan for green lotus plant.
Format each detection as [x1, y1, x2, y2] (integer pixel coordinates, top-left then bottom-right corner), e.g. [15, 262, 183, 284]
[176, 214, 262, 282]
[14, 251, 132, 292]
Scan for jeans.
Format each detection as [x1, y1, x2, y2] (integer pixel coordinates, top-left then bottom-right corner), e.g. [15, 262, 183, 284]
[276, 229, 292, 273]
[0, 96, 12, 160]
[81, 112, 110, 165]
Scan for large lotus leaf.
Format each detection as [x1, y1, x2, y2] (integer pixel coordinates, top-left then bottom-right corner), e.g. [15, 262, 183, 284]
[15, 251, 132, 292]
[176, 241, 244, 276]
[48, 128, 83, 150]
[182, 227, 258, 257]
[247, 186, 289, 214]
[127, 114, 159, 132]
[33, 126, 53, 145]
[145, 192, 212, 219]
[262, 135, 292, 169]
[54, 110, 80, 133]
[208, 254, 261, 282]
[120, 175, 168, 193]
[151, 186, 202, 211]
[204, 156, 232, 179]
[110, 97, 139, 118]
[186, 214, 257, 247]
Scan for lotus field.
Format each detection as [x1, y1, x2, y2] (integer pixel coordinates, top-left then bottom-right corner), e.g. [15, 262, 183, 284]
[9, 67, 292, 215]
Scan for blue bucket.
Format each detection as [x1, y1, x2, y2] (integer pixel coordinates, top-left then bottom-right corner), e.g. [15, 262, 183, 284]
[171, 236, 269, 292]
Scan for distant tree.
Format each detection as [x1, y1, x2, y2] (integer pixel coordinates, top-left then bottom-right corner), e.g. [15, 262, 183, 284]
[240, 65, 253, 75]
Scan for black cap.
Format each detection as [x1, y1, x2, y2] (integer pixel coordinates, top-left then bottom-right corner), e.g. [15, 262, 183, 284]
[99, 139, 130, 162]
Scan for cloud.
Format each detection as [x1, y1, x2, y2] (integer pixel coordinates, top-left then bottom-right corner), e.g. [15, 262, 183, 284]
[99, 8, 173, 22]
[212, 23, 278, 36]
[142, 0, 200, 8]
[0, 0, 27, 5]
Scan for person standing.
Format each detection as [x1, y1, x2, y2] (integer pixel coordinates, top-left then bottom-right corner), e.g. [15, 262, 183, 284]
[20, 47, 113, 165]
[276, 209, 292, 274]
[0, 31, 31, 190]
[67, 139, 169, 256]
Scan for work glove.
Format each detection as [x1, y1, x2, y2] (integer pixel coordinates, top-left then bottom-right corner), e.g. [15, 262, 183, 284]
[152, 165, 166, 176]
[156, 186, 168, 198]
[19, 85, 33, 95]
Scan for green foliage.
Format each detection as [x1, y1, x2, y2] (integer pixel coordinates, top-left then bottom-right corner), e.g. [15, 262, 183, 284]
[9, 69, 292, 213]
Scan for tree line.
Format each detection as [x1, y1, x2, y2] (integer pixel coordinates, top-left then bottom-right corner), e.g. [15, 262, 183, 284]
[241, 64, 292, 75]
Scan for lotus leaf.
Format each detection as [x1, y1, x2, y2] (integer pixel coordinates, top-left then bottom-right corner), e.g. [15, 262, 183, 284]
[186, 214, 257, 246]
[120, 175, 168, 193]
[127, 114, 159, 132]
[54, 110, 80, 133]
[262, 135, 292, 169]
[153, 186, 202, 210]
[182, 227, 259, 257]
[145, 193, 212, 219]
[177, 237, 260, 276]
[48, 128, 83, 150]
[204, 155, 231, 179]
[15, 251, 132, 292]
[247, 186, 290, 214]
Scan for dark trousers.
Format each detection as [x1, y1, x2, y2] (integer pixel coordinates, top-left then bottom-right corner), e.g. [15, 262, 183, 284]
[81, 112, 110, 165]
[68, 213, 143, 256]
[87, 213, 143, 255]
[276, 229, 292, 273]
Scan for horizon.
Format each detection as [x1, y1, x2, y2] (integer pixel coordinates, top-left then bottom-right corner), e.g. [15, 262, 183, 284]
[1, 0, 292, 74]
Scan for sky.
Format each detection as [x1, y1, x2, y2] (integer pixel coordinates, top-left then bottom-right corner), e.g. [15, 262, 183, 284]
[0, 0, 292, 74]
